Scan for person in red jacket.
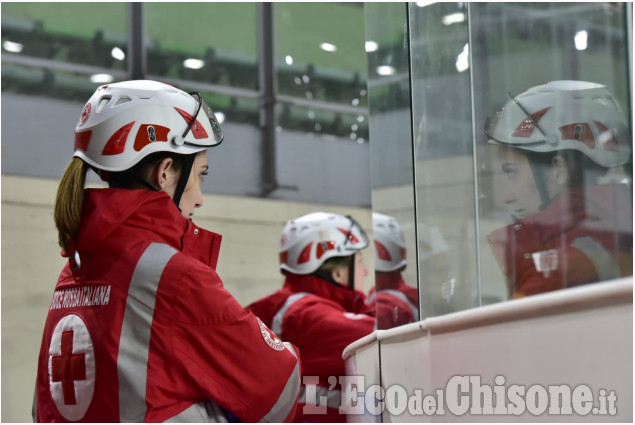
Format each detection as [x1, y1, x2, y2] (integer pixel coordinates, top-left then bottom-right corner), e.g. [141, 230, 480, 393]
[246, 212, 375, 422]
[33, 80, 301, 422]
[485, 80, 632, 299]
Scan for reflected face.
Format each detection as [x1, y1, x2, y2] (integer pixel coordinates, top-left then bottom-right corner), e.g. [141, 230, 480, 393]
[178, 150, 209, 219]
[496, 146, 543, 219]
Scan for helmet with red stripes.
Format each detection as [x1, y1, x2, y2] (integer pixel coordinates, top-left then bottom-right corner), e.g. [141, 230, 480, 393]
[279, 212, 369, 275]
[73, 80, 223, 172]
[372, 212, 407, 272]
[485, 80, 630, 168]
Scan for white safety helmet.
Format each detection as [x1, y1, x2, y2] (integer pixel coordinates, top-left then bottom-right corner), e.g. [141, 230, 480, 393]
[73, 80, 223, 172]
[372, 212, 407, 272]
[279, 212, 369, 275]
[485, 80, 630, 168]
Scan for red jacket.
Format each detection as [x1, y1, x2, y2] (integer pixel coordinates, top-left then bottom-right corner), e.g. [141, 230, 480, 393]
[246, 273, 375, 422]
[488, 184, 632, 298]
[34, 188, 300, 422]
[367, 271, 419, 329]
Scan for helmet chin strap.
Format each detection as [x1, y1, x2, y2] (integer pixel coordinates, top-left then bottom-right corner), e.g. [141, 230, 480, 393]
[348, 255, 356, 291]
[171, 155, 195, 211]
[527, 152, 553, 213]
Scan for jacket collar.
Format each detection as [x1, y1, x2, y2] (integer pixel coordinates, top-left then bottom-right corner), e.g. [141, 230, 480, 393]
[516, 183, 631, 242]
[66, 188, 222, 269]
[374, 270, 407, 291]
[282, 272, 367, 313]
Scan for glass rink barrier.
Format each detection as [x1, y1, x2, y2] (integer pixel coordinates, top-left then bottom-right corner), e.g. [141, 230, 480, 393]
[357, 2, 632, 423]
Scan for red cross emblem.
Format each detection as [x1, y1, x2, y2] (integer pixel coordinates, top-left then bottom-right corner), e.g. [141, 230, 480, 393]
[78, 103, 91, 127]
[48, 313, 95, 421]
[257, 317, 285, 351]
[51, 330, 86, 405]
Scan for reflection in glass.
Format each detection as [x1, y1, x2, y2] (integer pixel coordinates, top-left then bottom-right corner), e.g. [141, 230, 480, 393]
[409, 2, 481, 317]
[471, 3, 632, 301]
[417, 222, 455, 315]
[370, 213, 419, 329]
[369, 2, 631, 322]
[365, 3, 420, 328]
[484, 81, 632, 298]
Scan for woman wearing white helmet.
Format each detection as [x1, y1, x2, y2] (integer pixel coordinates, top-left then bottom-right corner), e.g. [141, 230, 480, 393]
[34, 80, 300, 422]
[366, 212, 419, 329]
[486, 80, 632, 298]
[246, 212, 375, 422]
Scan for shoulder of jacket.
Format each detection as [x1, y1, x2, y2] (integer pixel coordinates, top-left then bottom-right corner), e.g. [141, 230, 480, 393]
[286, 293, 344, 316]
[160, 249, 222, 287]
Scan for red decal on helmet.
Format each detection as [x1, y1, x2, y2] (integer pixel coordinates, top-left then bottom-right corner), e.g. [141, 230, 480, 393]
[174, 107, 209, 139]
[400, 247, 407, 260]
[134, 124, 170, 151]
[74, 130, 92, 152]
[374, 240, 392, 262]
[279, 251, 288, 265]
[338, 228, 360, 244]
[102, 122, 135, 155]
[297, 242, 313, 264]
[317, 241, 336, 259]
[78, 103, 91, 127]
[512, 107, 550, 137]
[559, 123, 595, 148]
[594, 121, 619, 151]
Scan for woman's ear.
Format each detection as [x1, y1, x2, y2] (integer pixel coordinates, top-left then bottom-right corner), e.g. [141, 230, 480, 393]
[331, 267, 347, 286]
[153, 158, 175, 189]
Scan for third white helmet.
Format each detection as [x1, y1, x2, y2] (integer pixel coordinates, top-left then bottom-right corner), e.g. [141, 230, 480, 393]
[372, 212, 407, 272]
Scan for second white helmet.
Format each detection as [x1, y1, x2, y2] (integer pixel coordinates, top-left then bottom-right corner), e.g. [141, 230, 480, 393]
[279, 212, 369, 275]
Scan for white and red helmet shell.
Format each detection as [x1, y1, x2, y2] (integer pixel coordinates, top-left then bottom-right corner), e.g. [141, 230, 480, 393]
[279, 212, 369, 275]
[372, 212, 407, 272]
[73, 80, 223, 172]
[485, 80, 630, 168]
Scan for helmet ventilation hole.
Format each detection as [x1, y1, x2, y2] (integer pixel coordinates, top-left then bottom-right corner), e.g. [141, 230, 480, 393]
[96, 96, 111, 113]
[113, 96, 132, 107]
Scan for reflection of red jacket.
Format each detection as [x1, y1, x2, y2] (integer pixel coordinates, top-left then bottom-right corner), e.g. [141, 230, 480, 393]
[367, 271, 419, 329]
[488, 184, 632, 298]
[34, 189, 300, 422]
[246, 273, 375, 422]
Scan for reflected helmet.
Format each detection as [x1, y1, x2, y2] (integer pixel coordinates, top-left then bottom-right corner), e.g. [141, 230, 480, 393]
[485, 80, 630, 168]
[73, 80, 223, 172]
[279, 212, 369, 275]
[372, 212, 407, 272]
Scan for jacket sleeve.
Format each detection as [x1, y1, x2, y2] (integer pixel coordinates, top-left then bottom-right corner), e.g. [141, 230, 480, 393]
[157, 258, 301, 422]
